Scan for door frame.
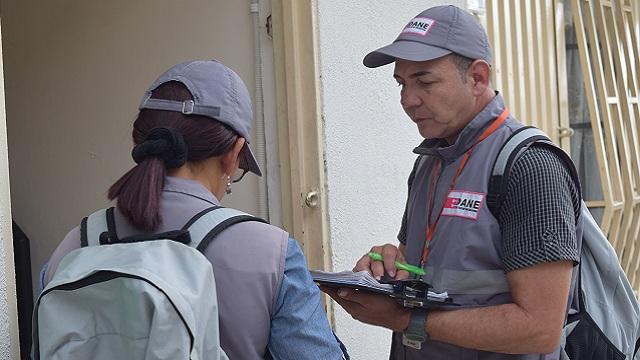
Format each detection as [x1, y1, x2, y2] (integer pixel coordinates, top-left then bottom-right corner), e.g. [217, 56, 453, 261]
[0, 20, 21, 359]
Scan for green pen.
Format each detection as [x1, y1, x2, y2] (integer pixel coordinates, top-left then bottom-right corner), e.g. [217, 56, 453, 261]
[368, 252, 426, 276]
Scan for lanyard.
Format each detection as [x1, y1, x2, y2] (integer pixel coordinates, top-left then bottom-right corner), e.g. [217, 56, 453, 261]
[420, 108, 510, 266]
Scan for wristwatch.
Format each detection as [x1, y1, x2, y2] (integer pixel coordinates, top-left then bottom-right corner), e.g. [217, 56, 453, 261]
[402, 308, 429, 350]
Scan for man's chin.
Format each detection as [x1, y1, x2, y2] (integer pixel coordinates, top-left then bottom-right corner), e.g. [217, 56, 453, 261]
[417, 127, 443, 140]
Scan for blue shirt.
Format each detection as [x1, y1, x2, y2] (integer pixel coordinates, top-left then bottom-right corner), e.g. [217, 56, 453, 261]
[269, 238, 348, 359]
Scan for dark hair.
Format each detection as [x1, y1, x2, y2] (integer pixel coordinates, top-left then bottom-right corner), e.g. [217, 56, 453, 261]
[108, 81, 239, 231]
[450, 54, 474, 82]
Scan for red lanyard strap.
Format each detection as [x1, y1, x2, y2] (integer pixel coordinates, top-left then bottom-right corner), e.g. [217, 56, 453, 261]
[421, 108, 510, 265]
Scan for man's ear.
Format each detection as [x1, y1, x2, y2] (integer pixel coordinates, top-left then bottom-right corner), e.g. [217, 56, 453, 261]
[221, 137, 246, 175]
[468, 59, 492, 96]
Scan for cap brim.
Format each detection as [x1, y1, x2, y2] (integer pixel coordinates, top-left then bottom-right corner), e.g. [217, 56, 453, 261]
[239, 143, 262, 177]
[363, 41, 452, 68]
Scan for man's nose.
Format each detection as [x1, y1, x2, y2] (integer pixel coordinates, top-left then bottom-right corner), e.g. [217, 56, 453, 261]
[401, 89, 421, 109]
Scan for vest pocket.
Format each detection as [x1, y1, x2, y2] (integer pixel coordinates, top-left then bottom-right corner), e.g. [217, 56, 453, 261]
[564, 312, 625, 360]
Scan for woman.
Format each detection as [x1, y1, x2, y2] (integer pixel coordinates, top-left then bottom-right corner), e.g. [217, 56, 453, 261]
[42, 60, 347, 359]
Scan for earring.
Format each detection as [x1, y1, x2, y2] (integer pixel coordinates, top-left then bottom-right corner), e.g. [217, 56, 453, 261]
[225, 175, 232, 195]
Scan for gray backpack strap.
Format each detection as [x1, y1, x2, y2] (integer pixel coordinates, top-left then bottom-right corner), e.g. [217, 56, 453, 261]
[81, 208, 117, 247]
[487, 126, 560, 217]
[183, 206, 267, 252]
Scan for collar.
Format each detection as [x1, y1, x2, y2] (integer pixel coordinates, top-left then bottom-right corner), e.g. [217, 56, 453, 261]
[413, 93, 507, 162]
[163, 176, 220, 206]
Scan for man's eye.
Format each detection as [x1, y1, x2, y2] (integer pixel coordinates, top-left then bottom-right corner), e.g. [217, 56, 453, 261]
[418, 80, 435, 86]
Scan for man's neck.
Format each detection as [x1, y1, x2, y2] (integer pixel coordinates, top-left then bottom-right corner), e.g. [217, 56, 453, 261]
[444, 90, 496, 145]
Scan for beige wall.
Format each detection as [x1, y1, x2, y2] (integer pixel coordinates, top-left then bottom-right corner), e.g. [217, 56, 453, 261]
[636, 1, 640, 40]
[0, 18, 20, 360]
[0, 0, 263, 291]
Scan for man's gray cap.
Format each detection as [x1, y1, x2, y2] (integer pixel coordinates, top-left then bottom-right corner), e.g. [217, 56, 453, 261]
[363, 5, 492, 68]
[139, 60, 261, 176]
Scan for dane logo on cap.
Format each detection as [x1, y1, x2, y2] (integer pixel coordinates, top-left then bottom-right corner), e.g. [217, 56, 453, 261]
[401, 17, 436, 36]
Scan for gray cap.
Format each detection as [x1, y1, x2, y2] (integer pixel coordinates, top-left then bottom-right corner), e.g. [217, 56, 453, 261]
[363, 5, 492, 68]
[139, 60, 262, 176]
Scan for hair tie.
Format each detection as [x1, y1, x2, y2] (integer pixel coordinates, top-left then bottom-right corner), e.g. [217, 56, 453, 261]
[131, 127, 188, 168]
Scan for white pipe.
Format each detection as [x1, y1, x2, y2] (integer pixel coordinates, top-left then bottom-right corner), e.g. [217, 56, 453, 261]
[251, 0, 269, 221]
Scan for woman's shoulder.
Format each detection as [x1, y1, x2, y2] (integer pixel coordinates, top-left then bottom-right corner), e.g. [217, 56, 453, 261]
[214, 219, 289, 247]
[43, 225, 82, 286]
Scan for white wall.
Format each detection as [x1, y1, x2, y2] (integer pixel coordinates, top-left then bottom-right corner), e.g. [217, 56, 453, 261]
[316, 1, 464, 358]
[0, 20, 19, 360]
[0, 0, 268, 292]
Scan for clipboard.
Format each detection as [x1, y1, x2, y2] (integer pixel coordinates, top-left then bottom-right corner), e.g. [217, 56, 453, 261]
[311, 270, 459, 310]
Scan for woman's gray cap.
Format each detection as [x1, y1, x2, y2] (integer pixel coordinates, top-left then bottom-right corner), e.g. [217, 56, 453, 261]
[139, 60, 262, 176]
[363, 5, 492, 68]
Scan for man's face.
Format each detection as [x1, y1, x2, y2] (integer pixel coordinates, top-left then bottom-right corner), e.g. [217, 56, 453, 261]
[394, 55, 476, 142]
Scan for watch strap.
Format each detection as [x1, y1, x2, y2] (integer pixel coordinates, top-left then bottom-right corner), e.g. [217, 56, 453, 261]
[402, 308, 429, 350]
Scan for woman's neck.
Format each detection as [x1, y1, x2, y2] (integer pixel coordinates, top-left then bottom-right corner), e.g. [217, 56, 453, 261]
[167, 158, 226, 199]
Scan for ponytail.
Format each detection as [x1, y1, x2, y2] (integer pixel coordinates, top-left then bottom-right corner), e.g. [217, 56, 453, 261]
[109, 127, 187, 231]
[108, 157, 166, 231]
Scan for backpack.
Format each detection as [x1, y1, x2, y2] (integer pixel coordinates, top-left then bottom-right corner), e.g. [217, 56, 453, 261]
[487, 126, 640, 360]
[31, 206, 264, 360]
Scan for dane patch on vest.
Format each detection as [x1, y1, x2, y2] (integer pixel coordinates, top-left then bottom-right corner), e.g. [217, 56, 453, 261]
[442, 190, 484, 220]
[401, 17, 436, 36]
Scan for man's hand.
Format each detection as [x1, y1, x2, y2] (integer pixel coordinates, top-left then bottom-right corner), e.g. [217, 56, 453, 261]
[353, 243, 409, 280]
[321, 286, 410, 332]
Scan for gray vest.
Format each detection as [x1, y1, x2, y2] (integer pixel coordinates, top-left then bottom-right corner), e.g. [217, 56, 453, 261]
[198, 216, 287, 360]
[391, 95, 581, 360]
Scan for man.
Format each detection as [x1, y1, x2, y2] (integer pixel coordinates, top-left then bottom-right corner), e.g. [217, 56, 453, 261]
[323, 5, 581, 359]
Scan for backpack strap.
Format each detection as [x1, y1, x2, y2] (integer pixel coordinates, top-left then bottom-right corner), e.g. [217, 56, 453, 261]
[183, 206, 267, 252]
[81, 206, 265, 249]
[81, 207, 119, 247]
[487, 126, 580, 217]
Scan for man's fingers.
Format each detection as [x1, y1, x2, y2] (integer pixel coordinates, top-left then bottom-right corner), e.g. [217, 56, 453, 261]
[371, 260, 386, 280]
[322, 287, 366, 306]
[369, 245, 386, 278]
[326, 287, 410, 331]
[323, 288, 369, 320]
[334, 298, 371, 323]
[381, 244, 400, 277]
[353, 244, 405, 279]
[335, 288, 370, 305]
[354, 245, 384, 276]
[353, 254, 372, 274]
[395, 269, 410, 280]
[336, 287, 355, 300]
[318, 285, 337, 297]
[391, 247, 413, 279]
